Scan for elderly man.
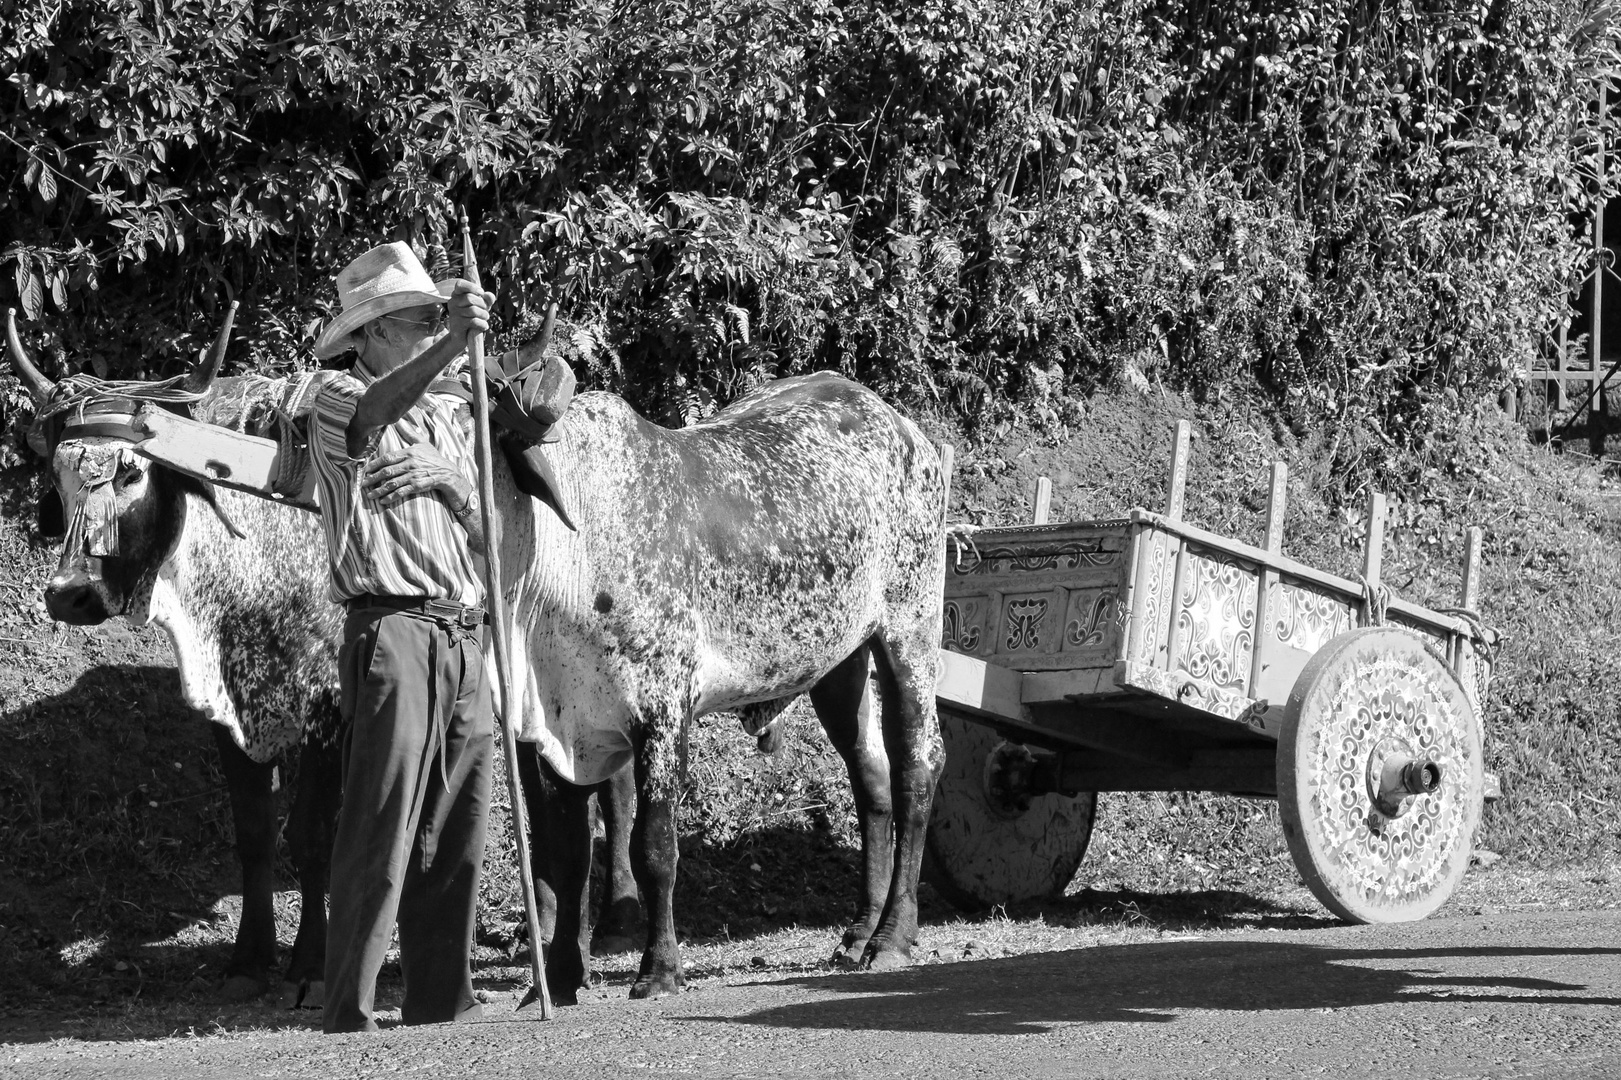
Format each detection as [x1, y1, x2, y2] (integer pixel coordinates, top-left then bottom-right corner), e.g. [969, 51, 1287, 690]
[307, 241, 496, 1034]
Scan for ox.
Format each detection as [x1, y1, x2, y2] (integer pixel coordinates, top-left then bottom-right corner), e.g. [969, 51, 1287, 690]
[499, 371, 948, 1001]
[7, 316, 344, 1002]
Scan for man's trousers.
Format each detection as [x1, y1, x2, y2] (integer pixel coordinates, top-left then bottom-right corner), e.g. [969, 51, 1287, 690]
[323, 604, 493, 1034]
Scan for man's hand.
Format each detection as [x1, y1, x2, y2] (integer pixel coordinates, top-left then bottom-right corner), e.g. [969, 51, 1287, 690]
[360, 443, 472, 511]
[444, 280, 495, 350]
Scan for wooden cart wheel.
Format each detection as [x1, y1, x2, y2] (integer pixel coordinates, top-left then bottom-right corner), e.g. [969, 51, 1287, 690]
[1278, 626, 1484, 924]
[924, 707, 1097, 910]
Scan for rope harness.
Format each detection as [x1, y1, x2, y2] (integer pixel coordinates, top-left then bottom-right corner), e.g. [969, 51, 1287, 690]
[36, 375, 227, 556]
[39, 372, 205, 428]
[1357, 573, 1392, 628]
[1435, 604, 1503, 704]
[945, 521, 981, 569]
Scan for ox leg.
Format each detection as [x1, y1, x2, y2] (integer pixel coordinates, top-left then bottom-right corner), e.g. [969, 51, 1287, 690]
[516, 746, 560, 964]
[210, 724, 279, 999]
[809, 645, 894, 967]
[629, 731, 684, 1000]
[518, 745, 593, 1005]
[861, 632, 946, 972]
[284, 733, 342, 1009]
[592, 765, 643, 956]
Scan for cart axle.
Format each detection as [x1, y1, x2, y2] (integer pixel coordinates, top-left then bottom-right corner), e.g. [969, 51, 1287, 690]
[1368, 738, 1444, 822]
[984, 739, 1278, 802]
[1389, 758, 1442, 798]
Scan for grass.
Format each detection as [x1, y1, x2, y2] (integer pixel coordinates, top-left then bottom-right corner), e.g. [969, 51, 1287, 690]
[3, 377, 1621, 1041]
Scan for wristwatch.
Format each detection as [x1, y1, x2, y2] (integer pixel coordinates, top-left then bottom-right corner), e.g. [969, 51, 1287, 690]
[449, 487, 479, 519]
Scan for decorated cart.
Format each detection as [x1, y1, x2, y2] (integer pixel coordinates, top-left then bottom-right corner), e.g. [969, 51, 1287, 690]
[927, 422, 1499, 924]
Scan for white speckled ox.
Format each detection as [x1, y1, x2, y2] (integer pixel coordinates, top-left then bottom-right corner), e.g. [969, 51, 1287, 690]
[502, 370, 947, 1002]
[7, 313, 343, 1004]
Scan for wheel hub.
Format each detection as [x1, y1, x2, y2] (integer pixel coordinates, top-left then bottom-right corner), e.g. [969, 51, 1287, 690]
[984, 741, 1039, 820]
[1364, 735, 1443, 826]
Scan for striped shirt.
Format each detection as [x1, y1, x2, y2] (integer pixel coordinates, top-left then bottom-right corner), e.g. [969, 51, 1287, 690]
[306, 370, 484, 607]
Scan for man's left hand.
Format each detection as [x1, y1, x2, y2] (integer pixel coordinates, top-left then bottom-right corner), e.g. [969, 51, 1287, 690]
[360, 443, 472, 511]
[444, 280, 495, 350]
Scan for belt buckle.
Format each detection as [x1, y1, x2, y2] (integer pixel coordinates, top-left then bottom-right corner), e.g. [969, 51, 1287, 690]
[460, 608, 481, 629]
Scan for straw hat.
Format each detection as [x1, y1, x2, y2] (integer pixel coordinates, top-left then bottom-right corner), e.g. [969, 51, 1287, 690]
[313, 242, 455, 359]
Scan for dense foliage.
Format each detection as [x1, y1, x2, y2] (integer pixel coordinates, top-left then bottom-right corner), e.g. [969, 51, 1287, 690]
[2, 0, 1619, 455]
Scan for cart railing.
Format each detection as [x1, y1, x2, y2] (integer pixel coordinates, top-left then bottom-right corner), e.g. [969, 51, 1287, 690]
[936, 421, 1496, 742]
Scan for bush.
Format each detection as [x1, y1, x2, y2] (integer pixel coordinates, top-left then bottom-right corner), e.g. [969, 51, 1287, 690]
[3, 0, 1616, 462]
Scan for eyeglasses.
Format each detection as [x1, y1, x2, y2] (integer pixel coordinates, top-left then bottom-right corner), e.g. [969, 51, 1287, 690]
[380, 309, 448, 333]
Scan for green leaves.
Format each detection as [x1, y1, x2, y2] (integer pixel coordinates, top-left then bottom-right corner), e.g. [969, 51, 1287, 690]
[16, 261, 45, 323]
[0, 0, 1613, 450]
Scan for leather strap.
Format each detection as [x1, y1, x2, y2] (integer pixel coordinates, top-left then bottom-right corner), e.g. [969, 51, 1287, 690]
[345, 593, 488, 628]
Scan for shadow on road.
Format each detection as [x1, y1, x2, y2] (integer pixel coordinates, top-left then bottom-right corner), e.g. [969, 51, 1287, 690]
[681, 938, 1621, 1035]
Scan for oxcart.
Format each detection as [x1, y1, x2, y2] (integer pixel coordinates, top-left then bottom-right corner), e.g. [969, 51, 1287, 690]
[927, 422, 1498, 924]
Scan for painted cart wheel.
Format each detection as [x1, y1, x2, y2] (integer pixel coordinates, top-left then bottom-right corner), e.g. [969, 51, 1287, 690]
[924, 707, 1097, 910]
[1278, 626, 1484, 924]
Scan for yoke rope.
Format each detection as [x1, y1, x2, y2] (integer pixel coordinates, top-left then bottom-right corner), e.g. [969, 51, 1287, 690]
[40, 372, 206, 425]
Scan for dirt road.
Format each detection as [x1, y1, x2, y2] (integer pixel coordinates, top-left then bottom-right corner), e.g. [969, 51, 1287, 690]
[9, 908, 1617, 1080]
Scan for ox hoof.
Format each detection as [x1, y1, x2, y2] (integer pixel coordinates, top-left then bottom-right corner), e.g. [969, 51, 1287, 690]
[831, 944, 867, 969]
[860, 947, 912, 973]
[629, 975, 681, 1000]
[517, 989, 570, 1015]
[219, 973, 270, 1002]
[294, 980, 325, 1010]
[833, 927, 874, 969]
[537, 985, 579, 1008]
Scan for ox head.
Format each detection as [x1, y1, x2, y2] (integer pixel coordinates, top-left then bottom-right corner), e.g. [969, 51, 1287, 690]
[7, 307, 235, 625]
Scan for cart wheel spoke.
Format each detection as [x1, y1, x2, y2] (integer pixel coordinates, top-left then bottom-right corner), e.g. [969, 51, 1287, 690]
[1277, 626, 1484, 924]
[924, 708, 1097, 910]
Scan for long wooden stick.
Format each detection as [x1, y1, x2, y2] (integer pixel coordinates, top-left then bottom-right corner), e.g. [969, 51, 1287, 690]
[460, 208, 554, 1020]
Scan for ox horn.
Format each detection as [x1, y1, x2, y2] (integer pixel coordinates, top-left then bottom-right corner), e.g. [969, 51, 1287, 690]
[5, 307, 56, 406]
[184, 299, 240, 395]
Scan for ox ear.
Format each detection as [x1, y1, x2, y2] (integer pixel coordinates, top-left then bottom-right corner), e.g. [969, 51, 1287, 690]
[172, 473, 248, 540]
[37, 487, 65, 538]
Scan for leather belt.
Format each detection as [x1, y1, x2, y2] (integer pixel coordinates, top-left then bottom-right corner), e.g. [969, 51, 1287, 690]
[346, 593, 487, 628]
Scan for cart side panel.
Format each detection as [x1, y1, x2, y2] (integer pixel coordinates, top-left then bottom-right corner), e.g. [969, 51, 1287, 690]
[1117, 526, 1272, 728]
[1269, 578, 1357, 654]
[1246, 578, 1356, 706]
[1169, 547, 1259, 696]
[942, 522, 1131, 672]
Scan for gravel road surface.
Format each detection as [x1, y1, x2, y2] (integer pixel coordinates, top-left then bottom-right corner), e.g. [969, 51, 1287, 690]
[8, 908, 1618, 1080]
